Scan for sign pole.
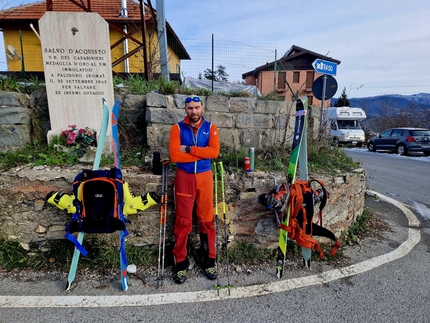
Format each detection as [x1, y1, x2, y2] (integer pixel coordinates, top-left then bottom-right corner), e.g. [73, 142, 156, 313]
[311, 58, 338, 136]
[319, 74, 327, 135]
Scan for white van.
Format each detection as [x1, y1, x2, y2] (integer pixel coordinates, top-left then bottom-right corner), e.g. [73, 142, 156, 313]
[325, 107, 367, 147]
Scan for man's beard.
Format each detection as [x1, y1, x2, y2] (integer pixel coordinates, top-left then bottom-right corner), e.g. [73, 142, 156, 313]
[189, 115, 201, 123]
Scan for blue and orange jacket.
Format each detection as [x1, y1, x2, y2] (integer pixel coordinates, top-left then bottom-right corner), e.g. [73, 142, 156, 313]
[169, 116, 220, 173]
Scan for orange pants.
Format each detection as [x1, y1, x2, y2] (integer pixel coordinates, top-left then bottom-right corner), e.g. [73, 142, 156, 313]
[173, 168, 216, 270]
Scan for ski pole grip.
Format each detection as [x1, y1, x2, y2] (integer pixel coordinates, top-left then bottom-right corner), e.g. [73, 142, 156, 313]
[218, 161, 225, 177]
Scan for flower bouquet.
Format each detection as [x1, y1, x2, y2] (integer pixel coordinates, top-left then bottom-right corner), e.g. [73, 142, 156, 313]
[59, 125, 97, 157]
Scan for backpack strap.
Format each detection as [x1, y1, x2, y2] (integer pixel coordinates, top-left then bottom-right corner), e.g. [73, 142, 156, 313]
[280, 180, 339, 258]
[65, 232, 88, 256]
[279, 182, 304, 235]
[308, 179, 328, 226]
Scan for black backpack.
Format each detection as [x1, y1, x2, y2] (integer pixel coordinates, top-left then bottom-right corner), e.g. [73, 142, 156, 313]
[65, 167, 129, 255]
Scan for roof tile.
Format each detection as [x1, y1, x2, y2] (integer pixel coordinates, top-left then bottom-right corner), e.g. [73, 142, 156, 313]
[0, 0, 153, 22]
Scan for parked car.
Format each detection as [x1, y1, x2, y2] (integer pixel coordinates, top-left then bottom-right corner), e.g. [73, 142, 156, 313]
[367, 128, 430, 156]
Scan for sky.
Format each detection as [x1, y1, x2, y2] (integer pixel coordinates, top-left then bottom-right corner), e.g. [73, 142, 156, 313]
[1, 0, 429, 99]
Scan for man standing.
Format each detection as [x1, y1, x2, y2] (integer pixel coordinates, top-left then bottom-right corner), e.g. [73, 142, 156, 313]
[169, 95, 220, 284]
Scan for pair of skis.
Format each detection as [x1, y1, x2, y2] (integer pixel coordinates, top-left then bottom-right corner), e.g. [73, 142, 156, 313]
[276, 97, 309, 279]
[111, 99, 129, 291]
[213, 161, 232, 295]
[157, 160, 170, 288]
[65, 99, 127, 291]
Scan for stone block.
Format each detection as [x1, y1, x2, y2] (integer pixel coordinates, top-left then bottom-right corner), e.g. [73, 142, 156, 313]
[146, 124, 172, 149]
[122, 94, 145, 110]
[146, 92, 167, 108]
[0, 107, 31, 124]
[206, 95, 230, 112]
[235, 114, 273, 129]
[146, 107, 182, 125]
[206, 112, 233, 128]
[229, 97, 256, 113]
[0, 92, 29, 107]
[0, 124, 31, 149]
[255, 99, 282, 115]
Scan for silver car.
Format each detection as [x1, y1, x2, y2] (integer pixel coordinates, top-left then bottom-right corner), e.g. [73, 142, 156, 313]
[367, 127, 430, 156]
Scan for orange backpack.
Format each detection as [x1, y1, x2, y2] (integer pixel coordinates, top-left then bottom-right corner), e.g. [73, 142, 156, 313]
[260, 179, 340, 258]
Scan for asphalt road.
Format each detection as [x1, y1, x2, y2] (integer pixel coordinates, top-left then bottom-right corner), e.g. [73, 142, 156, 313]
[344, 148, 430, 213]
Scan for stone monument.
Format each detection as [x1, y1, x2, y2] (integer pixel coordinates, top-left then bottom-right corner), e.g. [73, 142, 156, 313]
[39, 12, 115, 151]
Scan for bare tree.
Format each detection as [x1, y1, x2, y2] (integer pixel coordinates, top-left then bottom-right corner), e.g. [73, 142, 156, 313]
[365, 102, 430, 133]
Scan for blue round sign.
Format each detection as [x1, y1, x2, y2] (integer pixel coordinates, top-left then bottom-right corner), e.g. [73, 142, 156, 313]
[312, 75, 338, 100]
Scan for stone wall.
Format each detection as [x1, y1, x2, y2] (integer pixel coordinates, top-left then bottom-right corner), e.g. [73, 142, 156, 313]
[0, 93, 33, 152]
[0, 91, 322, 155]
[0, 164, 366, 251]
[0, 91, 365, 252]
[145, 92, 321, 158]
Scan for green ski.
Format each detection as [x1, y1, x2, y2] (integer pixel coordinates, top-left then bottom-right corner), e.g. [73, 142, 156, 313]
[276, 97, 308, 279]
[297, 97, 312, 269]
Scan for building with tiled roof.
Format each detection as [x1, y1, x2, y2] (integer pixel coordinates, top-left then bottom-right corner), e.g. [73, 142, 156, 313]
[0, 0, 190, 79]
[242, 45, 341, 107]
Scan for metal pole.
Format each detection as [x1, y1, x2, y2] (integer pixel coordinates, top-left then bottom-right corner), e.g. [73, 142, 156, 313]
[319, 74, 327, 135]
[156, 0, 170, 81]
[139, 0, 150, 80]
[211, 34, 214, 93]
[120, 0, 130, 73]
[273, 49, 277, 99]
[19, 30, 25, 78]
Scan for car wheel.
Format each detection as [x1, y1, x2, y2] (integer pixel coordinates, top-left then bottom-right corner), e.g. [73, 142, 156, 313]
[424, 152, 430, 156]
[396, 144, 408, 156]
[332, 138, 340, 146]
[357, 142, 363, 148]
[367, 142, 376, 152]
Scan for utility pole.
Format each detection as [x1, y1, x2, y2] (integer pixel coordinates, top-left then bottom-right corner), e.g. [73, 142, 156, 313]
[156, 0, 169, 81]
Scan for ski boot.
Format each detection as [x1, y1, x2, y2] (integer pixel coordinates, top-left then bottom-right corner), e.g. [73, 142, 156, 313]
[46, 191, 76, 213]
[122, 182, 160, 215]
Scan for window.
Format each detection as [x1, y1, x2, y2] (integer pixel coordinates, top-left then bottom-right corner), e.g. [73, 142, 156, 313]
[293, 71, 300, 83]
[306, 71, 314, 89]
[307, 96, 313, 106]
[411, 130, 430, 136]
[391, 129, 403, 137]
[338, 120, 362, 130]
[277, 72, 286, 89]
[379, 130, 392, 138]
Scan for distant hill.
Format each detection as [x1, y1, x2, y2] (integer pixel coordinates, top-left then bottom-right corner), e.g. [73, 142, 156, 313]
[330, 93, 430, 118]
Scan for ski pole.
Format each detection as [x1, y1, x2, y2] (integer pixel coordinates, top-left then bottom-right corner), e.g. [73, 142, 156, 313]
[218, 161, 232, 295]
[157, 161, 168, 288]
[161, 160, 170, 285]
[212, 162, 221, 295]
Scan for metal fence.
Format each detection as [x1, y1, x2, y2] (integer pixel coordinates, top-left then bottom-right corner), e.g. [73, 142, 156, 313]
[177, 35, 277, 84]
[0, 33, 278, 87]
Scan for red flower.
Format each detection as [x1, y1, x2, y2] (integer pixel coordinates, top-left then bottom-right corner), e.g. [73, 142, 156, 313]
[67, 132, 77, 145]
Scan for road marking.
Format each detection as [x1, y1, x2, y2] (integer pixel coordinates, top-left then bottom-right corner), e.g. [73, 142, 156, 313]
[0, 191, 421, 308]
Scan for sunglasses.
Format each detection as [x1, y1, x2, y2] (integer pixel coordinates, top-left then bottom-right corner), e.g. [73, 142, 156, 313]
[185, 97, 202, 104]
